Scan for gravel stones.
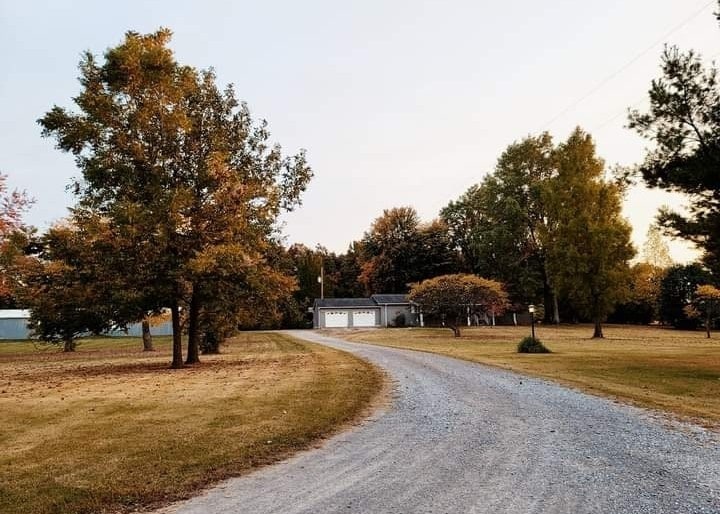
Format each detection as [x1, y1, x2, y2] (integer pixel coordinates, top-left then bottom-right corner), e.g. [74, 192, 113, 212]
[162, 331, 720, 514]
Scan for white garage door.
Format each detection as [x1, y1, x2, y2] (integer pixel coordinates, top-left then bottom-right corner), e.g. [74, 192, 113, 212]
[353, 311, 376, 327]
[324, 311, 349, 328]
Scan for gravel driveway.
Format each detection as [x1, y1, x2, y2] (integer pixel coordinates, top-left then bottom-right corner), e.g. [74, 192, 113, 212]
[160, 330, 720, 514]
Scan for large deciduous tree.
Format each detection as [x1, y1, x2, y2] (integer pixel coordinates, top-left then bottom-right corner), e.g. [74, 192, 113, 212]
[610, 262, 665, 325]
[441, 134, 558, 321]
[15, 223, 115, 351]
[332, 242, 365, 298]
[360, 206, 421, 294]
[541, 128, 635, 338]
[359, 207, 459, 294]
[0, 173, 33, 308]
[660, 263, 712, 329]
[39, 29, 311, 367]
[689, 284, 720, 338]
[642, 225, 673, 269]
[408, 274, 509, 337]
[13, 212, 168, 351]
[629, 42, 720, 275]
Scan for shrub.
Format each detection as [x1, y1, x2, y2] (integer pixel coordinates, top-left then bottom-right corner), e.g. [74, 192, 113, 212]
[200, 330, 221, 354]
[393, 313, 406, 327]
[517, 336, 551, 354]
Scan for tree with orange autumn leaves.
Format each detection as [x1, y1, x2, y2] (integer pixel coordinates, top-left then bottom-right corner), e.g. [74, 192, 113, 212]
[409, 274, 509, 337]
[0, 173, 33, 307]
[37, 29, 311, 364]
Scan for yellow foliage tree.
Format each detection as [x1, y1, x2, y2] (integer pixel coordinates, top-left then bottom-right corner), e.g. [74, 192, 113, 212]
[693, 284, 720, 338]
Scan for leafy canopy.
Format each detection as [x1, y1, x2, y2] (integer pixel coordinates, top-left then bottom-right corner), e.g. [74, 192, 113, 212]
[38, 29, 311, 362]
[660, 263, 712, 329]
[440, 133, 554, 305]
[541, 128, 635, 337]
[0, 173, 33, 307]
[359, 207, 459, 294]
[408, 273, 509, 336]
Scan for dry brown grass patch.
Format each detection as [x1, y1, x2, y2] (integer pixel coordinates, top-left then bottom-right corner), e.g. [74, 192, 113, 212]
[0, 332, 383, 514]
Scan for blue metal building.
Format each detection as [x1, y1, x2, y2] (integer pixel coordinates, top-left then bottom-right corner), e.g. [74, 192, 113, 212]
[0, 310, 173, 340]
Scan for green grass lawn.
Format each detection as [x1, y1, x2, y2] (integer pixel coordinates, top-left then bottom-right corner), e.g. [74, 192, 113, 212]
[0, 335, 150, 355]
[0, 332, 383, 514]
[337, 324, 720, 427]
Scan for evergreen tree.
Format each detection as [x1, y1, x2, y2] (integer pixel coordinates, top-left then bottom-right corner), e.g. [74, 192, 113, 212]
[629, 40, 720, 275]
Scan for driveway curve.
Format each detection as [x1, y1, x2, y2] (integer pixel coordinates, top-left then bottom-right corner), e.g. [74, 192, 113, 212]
[162, 330, 720, 514]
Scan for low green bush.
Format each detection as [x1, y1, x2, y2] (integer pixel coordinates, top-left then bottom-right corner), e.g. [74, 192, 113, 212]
[517, 336, 551, 354]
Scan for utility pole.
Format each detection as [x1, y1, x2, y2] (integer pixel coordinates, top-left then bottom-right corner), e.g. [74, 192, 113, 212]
[317, 264, 324, 299]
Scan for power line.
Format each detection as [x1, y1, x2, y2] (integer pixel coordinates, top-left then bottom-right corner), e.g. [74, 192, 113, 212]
[592, 96, 647, 132]
[593, 48, 720, 133]
[539, 0, 716, 132]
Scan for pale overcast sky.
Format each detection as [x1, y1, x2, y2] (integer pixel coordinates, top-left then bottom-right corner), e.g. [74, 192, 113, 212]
[1, 1, 718, 262]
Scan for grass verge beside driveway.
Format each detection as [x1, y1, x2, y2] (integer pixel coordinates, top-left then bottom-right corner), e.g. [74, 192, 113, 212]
[336, 325, 720, 427]
[0, 332, 383, 514]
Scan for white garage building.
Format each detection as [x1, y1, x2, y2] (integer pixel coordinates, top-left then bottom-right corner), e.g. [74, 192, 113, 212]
[313, 295, 417, 329]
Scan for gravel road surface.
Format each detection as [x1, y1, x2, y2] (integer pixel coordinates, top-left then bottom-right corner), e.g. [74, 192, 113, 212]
[161, 330, 720, 514]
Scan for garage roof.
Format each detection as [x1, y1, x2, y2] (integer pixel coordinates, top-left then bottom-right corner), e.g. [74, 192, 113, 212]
[370, 294, 409, 304]
[314, 298, 378, 308]
[0, 309, 30, 319]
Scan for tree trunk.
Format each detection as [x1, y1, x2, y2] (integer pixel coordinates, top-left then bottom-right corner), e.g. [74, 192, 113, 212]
[185, 293, 201, 365]
[63, 338, 76, 352]
[141, 319, 154, 351]
[542, 262, 560, 325]
[451, 314, 462, 337]
[592, 319, 604, 339]
[201, 331, 221, 354]
[170, 303, 183, 369]
[706, 310, 711, 339]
